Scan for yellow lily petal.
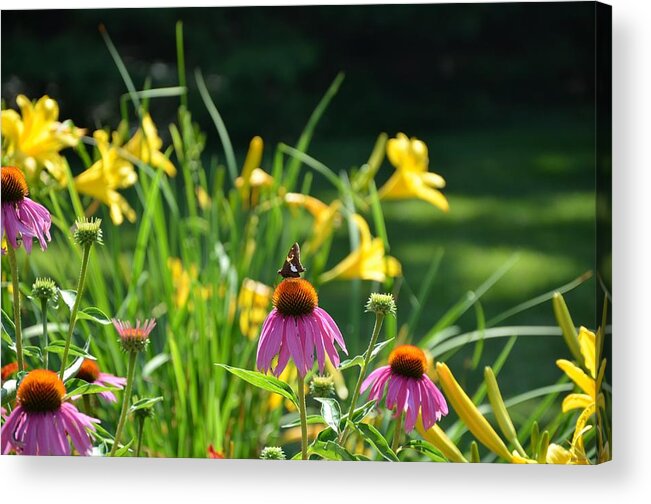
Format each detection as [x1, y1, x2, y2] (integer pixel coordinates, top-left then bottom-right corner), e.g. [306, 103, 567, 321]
[578, 326, 597, 378]
[125, 113, 176, 176]
[238, 278, 273, 340]
[319, 214, 401, 283]
[74, 129, 137, 225]
[386, 132, 428, 172]
[556, 359, 595, 397]
[561, 393, 593, 413]
[436, 362, 513, 461]
[546, 443, 573, 464]
[415, 416, 468, 463]
[2, 94, 83, 184]
[512, 451, 537, 464]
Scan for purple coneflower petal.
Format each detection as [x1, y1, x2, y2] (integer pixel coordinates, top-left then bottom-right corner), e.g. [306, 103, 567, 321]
[285, 319, 307, 376]
[405, 380, 421, 432]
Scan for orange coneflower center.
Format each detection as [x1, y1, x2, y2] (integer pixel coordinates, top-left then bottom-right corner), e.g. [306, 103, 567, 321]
[1, 166, 29, 203]
[76, 359, 100, 383]
[1, 362, 19, 382]
[389, 345, 428, 379]
[273, 278, 318, 316]
[17, 370, 66, 413]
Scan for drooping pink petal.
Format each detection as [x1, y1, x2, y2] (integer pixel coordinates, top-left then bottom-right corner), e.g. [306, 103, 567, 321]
[404, 379, 421, 432]
[285, 318, 307, 376]
[361, 366, 390, 394]
[314, 307, 347, 354]
[1, 406, 24, 454]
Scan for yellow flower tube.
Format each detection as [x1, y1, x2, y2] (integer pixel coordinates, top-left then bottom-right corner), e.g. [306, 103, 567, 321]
[415, 417, 468, 463]
[484, 366, 527, 457]
[435, 362, 513, 461]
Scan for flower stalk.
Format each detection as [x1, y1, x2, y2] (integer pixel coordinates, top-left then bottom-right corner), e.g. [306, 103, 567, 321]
[6, 245, 24, 371]
[110, 350, 137, 456]
[296, 373, 309, 460]
[391, 410, 404, 452]
[338, 311, 386, 444]
[59, 243, 92, 380]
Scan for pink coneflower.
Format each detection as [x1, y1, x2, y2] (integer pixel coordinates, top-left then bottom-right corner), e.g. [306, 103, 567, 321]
[361, 345, 448, 432]
[256, 277, 347, 377]
[1, 166, 51, 253]
[74, 359, 126, 403]
[1, 369, 99, 455]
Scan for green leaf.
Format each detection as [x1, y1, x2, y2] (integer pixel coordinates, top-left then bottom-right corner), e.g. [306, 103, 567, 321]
[114, 438, 135, 457]
[129, 396, 163, 414]
[308, 440, 355, 461]
[63, 381, 118, 400]
[215, 364, 298, 407]
[350, 400, 377, 423]
[63, 353, 89, 383]
[59, 289, 77, 312]
[354, 422, 398, 461]
[45, 341, 95, 359]
[338, 338, 395, 370]
[315, 397, 342, 434]
[77, 307, 112, 325]
[142, 353, 170, 378]
[281, 414, 326, 429]
[402, 440, 448, 462]
[1, 309, 16, 343]
[1, 379, 17, 406]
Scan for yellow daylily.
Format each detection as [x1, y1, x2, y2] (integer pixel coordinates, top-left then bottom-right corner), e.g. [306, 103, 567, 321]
[74, 130, 137, 225]
[167, 257, 212, 309]
[234, 136, 275, 207]
[319, 214, 402, 283]
[123, 113, 176, 176]
[378, 132, 449, 212]
[1, 95, 84, 184]
[546, 403, 595, 465]
[284, 193, 342, 253]
[238, 278, 273, 340]
[556, 326, 604, 413]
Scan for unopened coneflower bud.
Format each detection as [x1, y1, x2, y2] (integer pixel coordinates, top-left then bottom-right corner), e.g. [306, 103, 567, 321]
[73, 217, 103, 247]
[113, 319, 156, 353]
[260, 446, 286, 460]
[365, 292, 396, 316]
[309, 375, 335, 397]
[31, 277, 58, 303]
[133, 404, 155, 420]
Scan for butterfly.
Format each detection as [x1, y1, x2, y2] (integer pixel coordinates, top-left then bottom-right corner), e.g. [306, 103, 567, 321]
[278, 242, 306, 278]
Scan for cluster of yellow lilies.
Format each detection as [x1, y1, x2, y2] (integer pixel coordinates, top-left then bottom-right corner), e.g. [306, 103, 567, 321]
[1, 95, 176, 225]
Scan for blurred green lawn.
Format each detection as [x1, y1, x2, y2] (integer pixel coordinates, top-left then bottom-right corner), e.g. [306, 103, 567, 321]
[310, 118, 596, 400]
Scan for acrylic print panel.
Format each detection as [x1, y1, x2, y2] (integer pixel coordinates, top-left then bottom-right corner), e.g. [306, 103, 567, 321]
[0, 1, 611, 463]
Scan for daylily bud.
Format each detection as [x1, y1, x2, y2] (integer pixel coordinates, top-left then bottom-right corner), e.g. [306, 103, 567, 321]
[470, 441, 480, 463]
[435, 362, 513, 461]
[415, 415, 468, 463]
[484, 366, 526, 456]
[552, 292, 582, 361]
[537, 431, 550, 464]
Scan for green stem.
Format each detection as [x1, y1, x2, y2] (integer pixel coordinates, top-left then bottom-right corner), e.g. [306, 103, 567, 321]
[135, 416, 146, 457]
[297, 373, 308, 460]
[391, 411, 404, 452]
[41, 298, 49, 370]
[110, 351, 137, 456]
[7, 245, 24, 372]
[338, 312, 385, 444]
[59, 243, 92, 380]
[82, 394, 93, 416]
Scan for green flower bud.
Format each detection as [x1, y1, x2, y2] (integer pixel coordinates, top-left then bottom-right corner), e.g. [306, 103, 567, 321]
[260, 446, 286, 460]
[309, 374, 335, 398]
[365, 292, 396, 316]
[31, 277, 58, 303]
[73, 217, 103, 247]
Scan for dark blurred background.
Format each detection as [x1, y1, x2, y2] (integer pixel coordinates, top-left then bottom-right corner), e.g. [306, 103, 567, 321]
[2, 3, 599, 397]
